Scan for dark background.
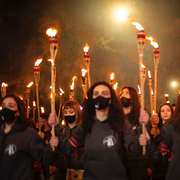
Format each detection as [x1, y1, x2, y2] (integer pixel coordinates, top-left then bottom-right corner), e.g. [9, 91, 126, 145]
[0, 0, 180, 115]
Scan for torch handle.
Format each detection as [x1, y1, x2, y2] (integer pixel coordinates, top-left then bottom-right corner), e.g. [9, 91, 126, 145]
[52, 124, 55, 151]
[142, 122, 146, 155]
[154, 68, 158, 112]
[87, 69, 91, 88]
[36, 85, 41, 132]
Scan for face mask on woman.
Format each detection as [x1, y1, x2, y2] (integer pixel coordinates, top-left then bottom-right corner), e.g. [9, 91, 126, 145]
[93, 96, 111, 110]
[65, 115, 75, 124]
[1, 108, 18, 123]
[121, 97, 131, 108]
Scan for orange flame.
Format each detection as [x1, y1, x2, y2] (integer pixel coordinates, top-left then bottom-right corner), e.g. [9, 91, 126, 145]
[151, 90, 154, 95]
[62, 119, 65, 125]
[60, 87, 64, 95]
[83, 44, 89, 53]
[164, 94, 169, 97]
[72, 76, 77, 81]
[132, 22, 144, 31]
[81, 69, 87, 77]
[41, 107, 45, 113]
[46, 28, 57, 37]
[48, 59, 54, 66]
[146, 36, 159, 48]
[110, 73, 115, 80]
[137, 85, 141, 94]
[142, 64, 145, 69]
[1, 82, 8, 87]
[50, 93, 52, 99]
[113, 82, 118, 90]
[0, 106, 2, 110]
[70, 81, 74, 90]
[33, 101, 36, 106]
[35, 58, 42, 66]
[27, 82, 33, 88]
[148, 70, 151, 78]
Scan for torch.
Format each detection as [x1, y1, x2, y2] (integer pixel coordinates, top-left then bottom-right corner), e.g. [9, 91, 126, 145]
[81, 69, 87, 98]
[146, 37, 160, 112]
[33, 101, 36, 122]
[164, 94, 170, 103]
[132, 22, 146, 155]
[148, 70, 154, 115]
[69, 76, 77, 100]
[41, 107, 45, 113]
[26, 82, 33, 118]
[137, 85, 141, 103]
[1, 82, 8, 98]
[46, 28, 58, 145]
[113, 82, 118, 93]
[34, 58, 42, 131]
[58, 88, 65, 119]
[142, 64, 146, 86]
[83, 44, 91, 88]
[109, 73, 115, 86]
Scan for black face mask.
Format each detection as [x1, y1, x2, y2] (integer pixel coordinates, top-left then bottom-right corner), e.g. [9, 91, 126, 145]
[93, 96, 111, 110]
[1, 108, 18, 123]
[121, 97, 131, 108]
[65, 115, 75, 124]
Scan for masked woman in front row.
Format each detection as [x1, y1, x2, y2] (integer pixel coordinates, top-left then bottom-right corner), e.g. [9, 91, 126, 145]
[0, 95, 58, 180]
[49, 81, 150, 180]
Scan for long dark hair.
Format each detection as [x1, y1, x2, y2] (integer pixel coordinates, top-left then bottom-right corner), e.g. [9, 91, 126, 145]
[82, 81, 125, 136]
[1, 94, 28, 127]
[157, 102, 173, 128]
[120, 86, 140, 126]
[172, 95, 180, 133]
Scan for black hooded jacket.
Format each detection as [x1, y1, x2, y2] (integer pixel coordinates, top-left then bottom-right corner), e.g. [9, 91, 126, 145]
[0, 121, 57, 180]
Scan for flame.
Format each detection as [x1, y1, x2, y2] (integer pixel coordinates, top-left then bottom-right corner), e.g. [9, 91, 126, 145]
[50, 93, 52, 99]
[148, 70, 151, 78]
[153, 110, 155, 114]
[137, 85, 141, 94]
[146, 36, 159, 48]
[113, 82, 118, 91]
[19, 96, 23, 100]
[164, 94, 169, 97]
[46, 28, 57, 37]
[27, 82, 33, 88]
[110, 73, 115, 80]
[33, 101, 36, 106]
[132, 22, 144, 31]
[60, 87, 64, 94]
[142, 64, 145, 69]
[72, 76, 77, 81]
[0, 106, 2, 110]
[81, 69, 87, 77]
[151, 90, 154, 95]
[34, 58, 42, 66]
[48, 59, 54, 66]
[83, 44, 89, 53]
[70, 81, 74, 90]
[1, 82, 8, 87]
[41, 107, 45, 113]
[62, 120, 65, 125]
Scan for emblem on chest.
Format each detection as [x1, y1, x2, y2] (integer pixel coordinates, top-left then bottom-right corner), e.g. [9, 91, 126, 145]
[5, 144, 17, 156]
[103, 135, 116, 147]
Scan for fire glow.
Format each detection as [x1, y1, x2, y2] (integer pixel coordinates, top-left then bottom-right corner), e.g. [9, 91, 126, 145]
[46, 28, 57, 37]
[148, 71, 151, 78]
[35, 59, 42, 66]
[110, 73, 115, 80]
[113, 82, 118, 91]
[60, 88, 64, 96]
[33, 101, 36, 107]
[81, 69, 87, 77]
[137, 85, 141, 94]
[146, 36, 159, 48]
[132, 22, 144, 31]
[27, 82, 33, 88]
[83, 44, 89, 53]
[1, 82, 8, 87]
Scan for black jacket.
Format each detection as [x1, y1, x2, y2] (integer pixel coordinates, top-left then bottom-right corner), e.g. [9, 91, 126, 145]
[55, 117, 143, 180]
[0, 121, 57, 180]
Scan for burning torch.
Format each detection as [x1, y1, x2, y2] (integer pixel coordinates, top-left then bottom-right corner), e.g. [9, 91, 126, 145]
[33, 101, 36, 122]
[146, 37, 160, 112]
[81, 69, 87, 98]
[26, 82, 33, 118]
[69, 76, 77, 100]
[164, 94, 170, 103]
[137, 85, 141, 103]
[34, 58, 42, 131]
[148, 71, 154, 115]
[113, 82, 118, 93]
[109, 73, 115, 87]
[83, 44, 91, 88]
[1, 82, 8, 98]
[58, 88, 65, 119]
[46, 28, 58, 145]
[132, 22, 146, 155]
[142, 64, 146, 86]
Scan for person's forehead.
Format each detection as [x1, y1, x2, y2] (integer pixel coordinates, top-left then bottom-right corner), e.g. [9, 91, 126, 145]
[3, 97, 17, 105]
[161, 105, 170, 110]
[93, 85, 110, 92]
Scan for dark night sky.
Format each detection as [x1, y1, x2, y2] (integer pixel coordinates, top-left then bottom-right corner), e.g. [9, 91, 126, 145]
[0, 0, 180, 113]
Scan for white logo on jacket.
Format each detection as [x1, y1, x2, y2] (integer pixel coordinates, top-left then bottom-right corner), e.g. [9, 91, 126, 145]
[103, 135, 116, 147]
[5, 144, 17, 156]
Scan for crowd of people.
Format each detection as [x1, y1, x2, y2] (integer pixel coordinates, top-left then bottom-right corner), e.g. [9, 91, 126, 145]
[0, 81, 180, 180]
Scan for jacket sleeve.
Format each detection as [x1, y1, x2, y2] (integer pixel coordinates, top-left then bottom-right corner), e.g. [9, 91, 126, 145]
[123, 120, 142, 157]
[146, 124, 173, 163]
[55, 123, 84, 155]
[28, 129, 57, 165]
